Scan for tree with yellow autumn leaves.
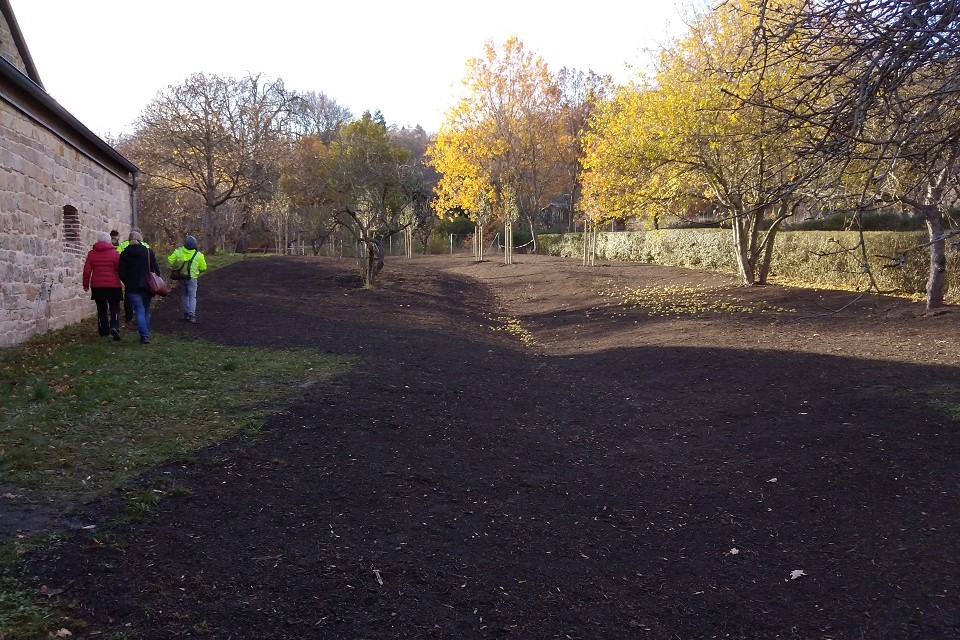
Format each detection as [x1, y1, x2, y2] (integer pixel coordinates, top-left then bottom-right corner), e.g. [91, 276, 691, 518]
[428, 37, 574, 252]
[581, 0, 818, 286]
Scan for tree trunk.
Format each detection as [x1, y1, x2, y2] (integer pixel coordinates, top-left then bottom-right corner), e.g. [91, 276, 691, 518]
[756, 227, 778, 285]
[923, 206, 947, 309]
[731, 212, 756, 285]
[203, 202, 215, 254]
[915, 163, 953, 310]
[365, 246, 375, 288]
[757, 204, 792, 285]
[524, 213, 538, 253]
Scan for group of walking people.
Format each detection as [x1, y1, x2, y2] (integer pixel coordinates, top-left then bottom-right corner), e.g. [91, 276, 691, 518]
[82, 231, 207, 344]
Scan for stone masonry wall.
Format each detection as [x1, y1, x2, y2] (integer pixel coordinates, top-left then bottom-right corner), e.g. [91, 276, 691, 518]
[0, 17, 27, 77]
[0, 99, 132, 347]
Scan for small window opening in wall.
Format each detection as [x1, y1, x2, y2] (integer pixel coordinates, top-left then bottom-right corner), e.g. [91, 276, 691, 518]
[62, 205, 83, 255]
[62, 205, 80, 242]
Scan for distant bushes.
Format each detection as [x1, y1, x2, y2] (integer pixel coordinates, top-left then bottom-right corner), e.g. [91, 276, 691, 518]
[424, 223, 535, 254]
[660, 209, 938, 232]
[539, 230, 737, 271]
[538, 229, 959, 301]
[784, 211, 930, 232]
[512, 229, 533, 249]
[436, 216, 476, 236]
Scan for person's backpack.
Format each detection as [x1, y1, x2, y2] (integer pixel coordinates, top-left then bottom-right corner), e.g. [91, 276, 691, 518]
[171, 249, 197, 281]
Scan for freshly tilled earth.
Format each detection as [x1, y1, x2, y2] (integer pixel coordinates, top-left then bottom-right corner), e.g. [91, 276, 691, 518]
[21, 254, 960, 639]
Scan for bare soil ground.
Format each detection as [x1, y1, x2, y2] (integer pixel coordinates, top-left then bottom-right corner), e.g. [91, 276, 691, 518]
[20, 254, 960, 639]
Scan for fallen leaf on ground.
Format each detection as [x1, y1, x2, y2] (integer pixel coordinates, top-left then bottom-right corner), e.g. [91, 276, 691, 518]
[789, 570, 806, 580]
[40, 585, 64, 598]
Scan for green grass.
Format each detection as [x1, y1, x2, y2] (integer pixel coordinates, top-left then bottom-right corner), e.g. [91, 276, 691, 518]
[0, 577, 53, 640]
[922, 385, 960, 421]
[0, 320, 350, 504]
[0, 275, 352, 638]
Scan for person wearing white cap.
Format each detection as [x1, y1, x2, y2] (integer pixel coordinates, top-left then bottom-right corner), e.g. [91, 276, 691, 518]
[82, 232, 123, 340]
[167, 235, 207, 323]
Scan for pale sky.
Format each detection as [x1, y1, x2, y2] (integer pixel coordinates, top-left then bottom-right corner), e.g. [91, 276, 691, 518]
[12, 0, 688, 139]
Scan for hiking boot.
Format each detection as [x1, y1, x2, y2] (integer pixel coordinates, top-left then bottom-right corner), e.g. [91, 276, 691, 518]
[187, 316, 197, 323]
[110, 328, 121, 341]
[140, 337, 150, 344]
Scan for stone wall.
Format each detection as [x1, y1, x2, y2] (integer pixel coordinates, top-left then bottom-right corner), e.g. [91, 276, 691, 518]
[0, 99, 132, 347]
[0, 15, 27, 76]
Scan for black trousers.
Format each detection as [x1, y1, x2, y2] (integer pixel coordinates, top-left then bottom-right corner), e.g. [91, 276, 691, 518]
[92, 288, 123, 336]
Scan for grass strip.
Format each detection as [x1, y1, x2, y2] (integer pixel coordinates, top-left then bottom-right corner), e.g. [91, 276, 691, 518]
[1, 253, 347, 639]
[0, 320, 349, 505]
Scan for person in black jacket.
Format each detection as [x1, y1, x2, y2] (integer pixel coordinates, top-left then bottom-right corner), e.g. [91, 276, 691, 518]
[117, 231, 162, 344]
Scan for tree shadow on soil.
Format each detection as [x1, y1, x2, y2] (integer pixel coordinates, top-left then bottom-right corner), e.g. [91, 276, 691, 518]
[17, 257, 957, 639]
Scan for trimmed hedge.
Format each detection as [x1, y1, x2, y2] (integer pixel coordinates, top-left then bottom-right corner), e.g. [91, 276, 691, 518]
[538, 229, 959, 301]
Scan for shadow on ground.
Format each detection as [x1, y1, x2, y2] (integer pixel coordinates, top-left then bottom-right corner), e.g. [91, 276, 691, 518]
[19, 256, 960, 639]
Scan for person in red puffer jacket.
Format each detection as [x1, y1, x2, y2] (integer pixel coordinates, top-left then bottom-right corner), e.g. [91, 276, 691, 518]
[82, 231, 124, 340]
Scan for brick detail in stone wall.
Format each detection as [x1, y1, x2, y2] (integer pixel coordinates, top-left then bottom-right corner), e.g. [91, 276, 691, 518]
[61, 205, 85, 256]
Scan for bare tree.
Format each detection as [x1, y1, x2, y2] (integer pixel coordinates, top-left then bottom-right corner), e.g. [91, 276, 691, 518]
[391, 126, 440, 254]
[752, 0, 960, 307]
[130, 72, 299, 253]
[290, 90, 353, 144]
[555, 67, 612, 231]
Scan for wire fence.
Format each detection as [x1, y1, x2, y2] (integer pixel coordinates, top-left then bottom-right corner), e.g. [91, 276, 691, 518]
[304, 234, 478, 257]
[245, 232, 524, 258]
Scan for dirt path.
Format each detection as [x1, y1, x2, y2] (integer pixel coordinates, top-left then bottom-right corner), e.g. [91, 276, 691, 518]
[23, 255, 960, 639]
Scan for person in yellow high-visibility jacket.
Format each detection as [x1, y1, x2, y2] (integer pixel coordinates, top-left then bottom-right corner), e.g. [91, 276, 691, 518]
[167, 235, 207, 323]
[116, 237, 149, 253]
